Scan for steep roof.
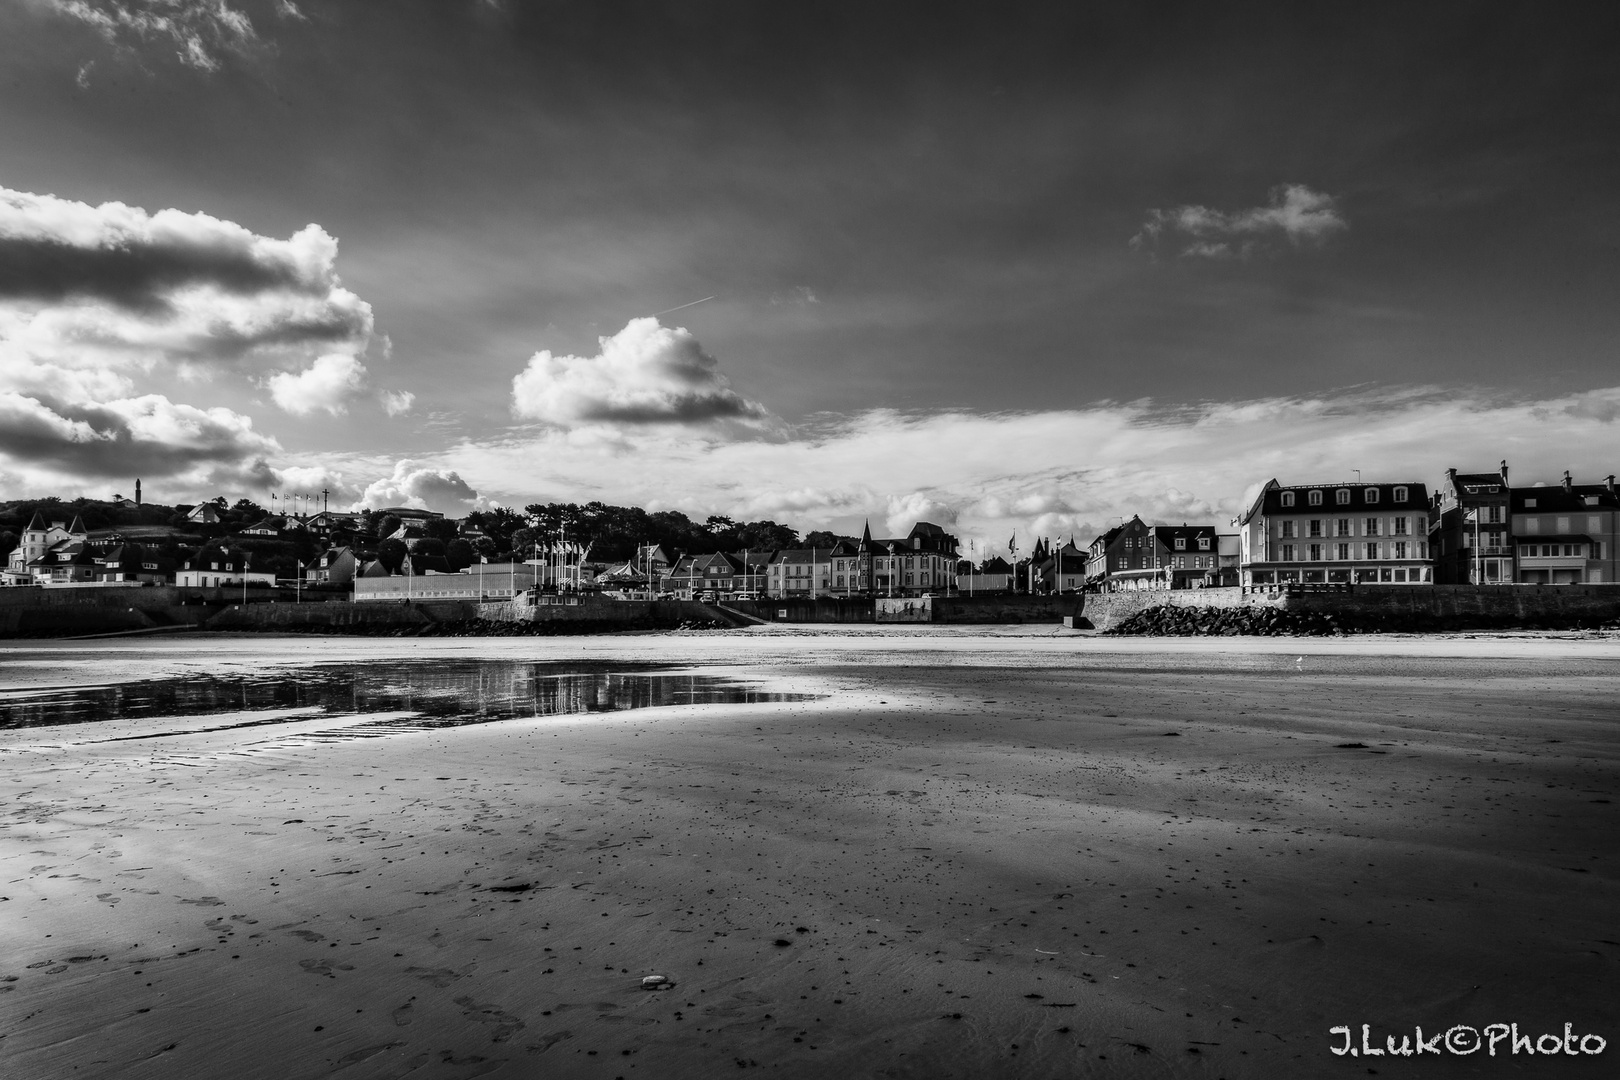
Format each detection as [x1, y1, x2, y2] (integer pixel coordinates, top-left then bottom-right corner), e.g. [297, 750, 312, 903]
[1250, 481, 1428, 517]
[1513, 483, 1620, 513]
[25, 510, 47, 531]
[768, 547, 836, 565]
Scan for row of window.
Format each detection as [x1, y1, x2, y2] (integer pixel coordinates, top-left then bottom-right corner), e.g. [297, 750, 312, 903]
[1279, 517, 1412, 538]
[1280, 487, 1409, 507]
[1519, 515, 1609, 534]
[1251, 567, 1432, 584]
[1521, 543, 1594, 559]
[1276, 541, 1428, 562]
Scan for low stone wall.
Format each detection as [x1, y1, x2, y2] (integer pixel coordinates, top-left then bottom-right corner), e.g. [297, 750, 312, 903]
[0, 584, 181, 608]
[931, 594, 1085, 624]
[203, 600, 477, 632]
[726, 594, 1084, 625]
[726, 597, 877, 624]
[0, 604, 160, 637]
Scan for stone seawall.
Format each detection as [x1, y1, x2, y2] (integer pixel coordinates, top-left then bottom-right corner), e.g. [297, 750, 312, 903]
[1086, 584, 1620, 633]
[204, 600, 478, 631]
[726, 594, 1084, 625]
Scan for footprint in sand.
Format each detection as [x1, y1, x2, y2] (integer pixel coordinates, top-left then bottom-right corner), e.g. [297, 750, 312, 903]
[333, 1041, 406, 1067]
[453, 995, 526, 1042]
[405, 963, 476, 987]
[525, 1031, 572, 1054]
[391, 1003, 414, 1026]
[96, 893, 120, 905]
[289, 930, 325, 942]
[178, 896, 225, 907]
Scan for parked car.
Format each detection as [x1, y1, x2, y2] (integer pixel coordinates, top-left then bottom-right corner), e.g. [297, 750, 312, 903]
[698, 590, 717, 603]
[733, 591, 759, 601]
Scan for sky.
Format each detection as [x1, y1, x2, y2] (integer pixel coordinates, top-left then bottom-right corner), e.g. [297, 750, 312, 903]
[1, 1, 1618, 550]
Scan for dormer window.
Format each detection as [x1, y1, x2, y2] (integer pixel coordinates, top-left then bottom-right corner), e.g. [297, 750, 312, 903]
[1525, 498, 1537, 508]
[1174, 537, 1186, 550]
[1308, 490, 1323, 506]
[1336, 489, 1350, 505]
[1198, 537, 1211, 550]
[1280, 491, 1296, 507]
[1393, 486, 1409, 503]
[1365, 489, 1380, 504]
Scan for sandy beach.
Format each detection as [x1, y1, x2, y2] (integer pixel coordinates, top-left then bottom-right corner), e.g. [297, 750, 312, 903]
[1, 628, 1616, 1079]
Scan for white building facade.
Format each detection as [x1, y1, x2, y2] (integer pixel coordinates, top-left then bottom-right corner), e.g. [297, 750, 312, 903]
[1237, 480, 1433, 586]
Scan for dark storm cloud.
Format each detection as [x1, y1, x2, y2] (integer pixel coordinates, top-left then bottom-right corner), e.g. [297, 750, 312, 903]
[0, 390, 279, 480]
[0, 233, 326, 312]
[0, 186, 374, 375]
[0, 186, 345, 308]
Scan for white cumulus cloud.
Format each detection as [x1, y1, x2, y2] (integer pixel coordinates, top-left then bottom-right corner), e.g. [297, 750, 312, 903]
[356, 460, 487, 515]
[511, 317, 769, 427]
[267, 353, 367, 416]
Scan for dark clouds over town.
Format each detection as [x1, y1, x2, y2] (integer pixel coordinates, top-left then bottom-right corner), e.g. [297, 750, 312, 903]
[2, 1, 1617, 541]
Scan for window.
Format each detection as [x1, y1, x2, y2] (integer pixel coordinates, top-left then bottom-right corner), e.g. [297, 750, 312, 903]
[1308, 520, 1323, 538]
[1393, 517, 1409, 536]
[1174, 537, 1186, 550]
[1336, 489, 1351, 505]
[1589, 515, 1603, 532]
[1366, 542, 1379, 560]
[1524, 498, 1537, 508]
[1394, 541, 1408, 559]
[1522, 518, 1539, 534]
[1280, 491, 1295, 507]
[1308, 490, 1323, 506]
[1281, 544, 1295, 562]
[1337, 543, 1350, 561]
[1393, 486, 1408, 503]
[1557, 517, 1571, 533]
[1488, 505, 1502, 524]
[1309, 544, 1322, 561]
[1336, 519, 1351, 537]
[1198, 537, 1210, 550]
[1281, 521, 1296, 538]
[1366, 489, 1380, 504]
[1365, 518, 1380, 536]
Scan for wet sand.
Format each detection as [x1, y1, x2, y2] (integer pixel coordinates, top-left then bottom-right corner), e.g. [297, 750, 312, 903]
[2, 629, 1616, 1079]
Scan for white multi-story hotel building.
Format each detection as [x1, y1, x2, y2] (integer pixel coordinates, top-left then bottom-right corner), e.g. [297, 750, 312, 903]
[1236, 480, 1433, 586]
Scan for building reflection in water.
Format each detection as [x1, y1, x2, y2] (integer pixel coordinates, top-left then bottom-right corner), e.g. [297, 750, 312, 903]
[0, 660, 812, 732]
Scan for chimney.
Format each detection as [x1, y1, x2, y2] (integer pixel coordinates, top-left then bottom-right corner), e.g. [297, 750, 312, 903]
[1500, 460, 1509, 488]
[1607, 475, 1616, 496]
[1562, 470, 1573, 492]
